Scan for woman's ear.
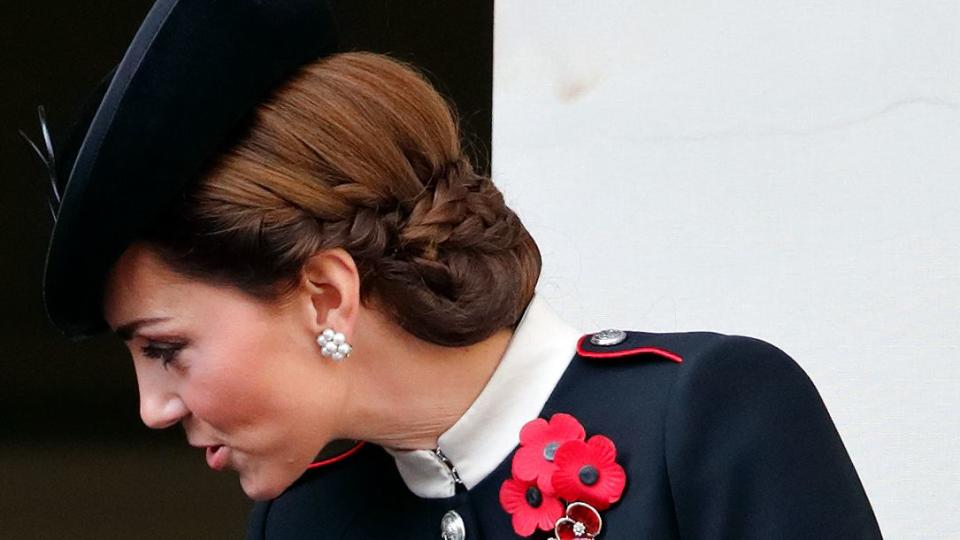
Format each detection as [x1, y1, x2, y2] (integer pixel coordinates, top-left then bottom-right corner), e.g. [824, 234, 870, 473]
[299, 248, 360, 340]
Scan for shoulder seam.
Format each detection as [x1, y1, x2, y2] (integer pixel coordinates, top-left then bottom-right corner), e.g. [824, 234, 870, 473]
[660, 333, 735, 517]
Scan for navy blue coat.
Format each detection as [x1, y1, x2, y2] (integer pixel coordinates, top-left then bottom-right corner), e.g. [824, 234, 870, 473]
[247, 330, 883, 539]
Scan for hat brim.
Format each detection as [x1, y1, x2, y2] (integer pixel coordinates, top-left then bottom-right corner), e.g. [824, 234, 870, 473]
[43, 0, 337, 340]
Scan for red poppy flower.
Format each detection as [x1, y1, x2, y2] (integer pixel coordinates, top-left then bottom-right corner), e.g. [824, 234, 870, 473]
[512, 413, 586, 495]
[499, 477, 565, 537]
[554, 502, 603, 539]
[551, 435, 626, 511]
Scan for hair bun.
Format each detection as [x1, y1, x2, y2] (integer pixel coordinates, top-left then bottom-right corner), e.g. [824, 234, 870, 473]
[140, 52, 541, 347]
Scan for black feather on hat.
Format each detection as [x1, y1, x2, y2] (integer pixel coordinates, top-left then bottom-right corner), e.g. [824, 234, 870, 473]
[22, 0, 338, 341]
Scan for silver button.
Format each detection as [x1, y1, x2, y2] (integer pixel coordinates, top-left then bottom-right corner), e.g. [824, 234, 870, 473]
[590, 329, 627, 346]
[440, 510, 466, 540]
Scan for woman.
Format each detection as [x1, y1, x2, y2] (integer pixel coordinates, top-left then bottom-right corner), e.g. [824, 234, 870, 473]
[27, 1, 883, 538]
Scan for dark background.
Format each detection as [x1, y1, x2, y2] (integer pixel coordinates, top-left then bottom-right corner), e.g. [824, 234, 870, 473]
[1, 2, 493, 537]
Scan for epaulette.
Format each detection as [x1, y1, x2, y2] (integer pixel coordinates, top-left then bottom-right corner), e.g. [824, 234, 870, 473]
[576, 329, 683, 363]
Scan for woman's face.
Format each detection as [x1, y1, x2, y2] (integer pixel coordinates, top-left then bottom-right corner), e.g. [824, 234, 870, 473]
[102, 243, 346, 500]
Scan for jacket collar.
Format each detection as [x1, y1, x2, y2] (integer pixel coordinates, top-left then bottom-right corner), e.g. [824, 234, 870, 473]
[383, 292, 582, 498]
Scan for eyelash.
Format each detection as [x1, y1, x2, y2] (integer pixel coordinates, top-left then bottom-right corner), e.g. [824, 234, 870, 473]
[140, 343, 184, 367]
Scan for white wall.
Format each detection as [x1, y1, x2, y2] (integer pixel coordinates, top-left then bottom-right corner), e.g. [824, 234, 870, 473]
[493, 1, 959, 537]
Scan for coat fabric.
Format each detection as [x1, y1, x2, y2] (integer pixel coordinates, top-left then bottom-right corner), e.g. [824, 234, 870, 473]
[246, 327, 883, 539]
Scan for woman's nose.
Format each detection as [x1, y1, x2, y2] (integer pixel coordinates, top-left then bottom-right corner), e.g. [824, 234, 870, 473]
[137, 375, 189, 429]
[139, 392, 189, 429]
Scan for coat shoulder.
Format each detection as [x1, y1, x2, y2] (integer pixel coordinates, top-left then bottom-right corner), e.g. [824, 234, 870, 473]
[641, 331, 884, 538]
[576, 328, 801, 376]
[552, 329, 796, 438]
[570, 328, 812, 414]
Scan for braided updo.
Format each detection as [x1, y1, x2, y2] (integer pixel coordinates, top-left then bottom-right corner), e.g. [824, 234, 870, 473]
[137, 52, 541, 346]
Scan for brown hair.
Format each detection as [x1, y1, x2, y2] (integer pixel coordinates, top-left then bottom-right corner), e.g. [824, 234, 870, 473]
[138, 52, 541, 346]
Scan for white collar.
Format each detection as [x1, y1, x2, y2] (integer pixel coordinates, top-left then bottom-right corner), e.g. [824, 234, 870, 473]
[383, 292, 583, 498]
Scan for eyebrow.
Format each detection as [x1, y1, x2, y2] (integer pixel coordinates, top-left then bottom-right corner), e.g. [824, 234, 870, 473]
[114, 317, 173, 342]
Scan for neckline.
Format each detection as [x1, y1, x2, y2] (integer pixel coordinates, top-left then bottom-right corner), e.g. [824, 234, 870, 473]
[382, 292, 583, 498]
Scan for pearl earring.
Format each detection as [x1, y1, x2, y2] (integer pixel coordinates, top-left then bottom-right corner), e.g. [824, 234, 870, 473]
[317, 328, 352, 361]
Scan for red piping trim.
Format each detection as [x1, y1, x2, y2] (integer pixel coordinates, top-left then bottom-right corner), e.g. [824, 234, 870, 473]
[306, 441, 367, 470]
[576, 334, 683, 363]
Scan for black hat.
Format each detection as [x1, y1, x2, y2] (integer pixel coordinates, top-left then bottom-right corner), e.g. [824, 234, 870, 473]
[25, 0, 337, 341]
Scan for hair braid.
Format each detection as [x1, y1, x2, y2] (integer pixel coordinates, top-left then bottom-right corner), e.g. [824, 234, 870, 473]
[138, 52, 541, 347]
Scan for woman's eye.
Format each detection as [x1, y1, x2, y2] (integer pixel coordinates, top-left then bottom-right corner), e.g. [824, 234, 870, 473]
[140, 343, 183, 367]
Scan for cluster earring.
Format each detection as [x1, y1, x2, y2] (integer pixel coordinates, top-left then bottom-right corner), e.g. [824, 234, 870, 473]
[317, 328, 352, 361]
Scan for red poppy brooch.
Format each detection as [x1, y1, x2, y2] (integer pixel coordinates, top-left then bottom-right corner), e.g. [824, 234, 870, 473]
[499, 413, 626, 538]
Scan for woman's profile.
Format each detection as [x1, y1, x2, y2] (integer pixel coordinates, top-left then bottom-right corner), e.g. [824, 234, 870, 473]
[25, 1, 883, 538]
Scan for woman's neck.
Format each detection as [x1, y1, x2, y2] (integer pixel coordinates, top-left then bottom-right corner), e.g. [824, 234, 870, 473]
[338, 307, 515, 450]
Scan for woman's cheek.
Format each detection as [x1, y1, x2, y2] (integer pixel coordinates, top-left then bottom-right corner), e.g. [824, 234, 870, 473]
[184, 368, 268, 431]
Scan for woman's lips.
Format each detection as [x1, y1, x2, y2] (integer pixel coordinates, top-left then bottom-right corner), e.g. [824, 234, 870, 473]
[205, 445, 230, 471]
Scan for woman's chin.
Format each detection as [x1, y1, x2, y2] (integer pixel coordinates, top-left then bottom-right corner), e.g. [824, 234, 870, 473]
[238, 469, 296, 501]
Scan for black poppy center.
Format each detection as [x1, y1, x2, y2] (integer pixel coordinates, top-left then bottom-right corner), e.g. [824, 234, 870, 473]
[578, 464, 599, 486]
[525, 486, 543, 508]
